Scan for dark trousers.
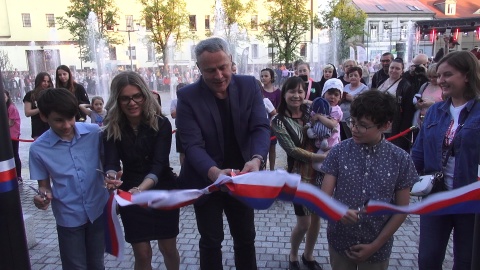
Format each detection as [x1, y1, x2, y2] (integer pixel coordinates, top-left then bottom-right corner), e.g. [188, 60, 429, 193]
[418, 213, 474, 270]
[56, 213, 106, 270]
[11, 139, 21, 177]
[194, 192, 257, 270]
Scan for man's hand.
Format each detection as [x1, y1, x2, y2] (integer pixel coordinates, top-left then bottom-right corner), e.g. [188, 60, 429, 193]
[345, 243, 379, 263]
[208, 166, 233, 182]
[240, 158, 262, 173]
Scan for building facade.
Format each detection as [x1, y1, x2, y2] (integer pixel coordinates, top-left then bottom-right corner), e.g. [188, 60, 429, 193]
[352, 0, 436, 63]
[0, 0, 321, 76]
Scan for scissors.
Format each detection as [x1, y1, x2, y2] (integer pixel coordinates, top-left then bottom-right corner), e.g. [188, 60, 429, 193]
[96, 169, 116, 179]
[29, 186, 47, 201]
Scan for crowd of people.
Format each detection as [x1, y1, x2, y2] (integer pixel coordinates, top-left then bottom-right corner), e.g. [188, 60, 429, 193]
[3, 35, 480, 270]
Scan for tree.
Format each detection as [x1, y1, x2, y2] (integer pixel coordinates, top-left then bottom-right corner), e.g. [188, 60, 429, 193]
[259, 0, 318, 65]
[213, 0, 255, 64]
[57, 0, 119, 63]
[139, 0, 190, 74]
[214, 0, 255, 39]
[319, 0, 367, 61]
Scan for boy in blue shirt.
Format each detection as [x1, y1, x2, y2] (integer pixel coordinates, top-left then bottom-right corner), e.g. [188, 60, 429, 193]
[30, 88, 109, 269]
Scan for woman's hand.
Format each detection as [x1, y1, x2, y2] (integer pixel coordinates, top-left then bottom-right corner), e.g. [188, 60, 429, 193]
[104, 171, 123, 190]
[312, 150, 330, 162]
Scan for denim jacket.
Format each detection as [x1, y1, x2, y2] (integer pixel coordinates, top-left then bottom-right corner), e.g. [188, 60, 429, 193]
[411, 98, 480, 189]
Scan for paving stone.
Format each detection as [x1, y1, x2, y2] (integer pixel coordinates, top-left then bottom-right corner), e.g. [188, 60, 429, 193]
[13, 94, 455, 270]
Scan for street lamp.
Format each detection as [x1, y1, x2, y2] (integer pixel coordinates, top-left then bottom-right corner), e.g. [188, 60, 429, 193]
[115, 24, 139, 71]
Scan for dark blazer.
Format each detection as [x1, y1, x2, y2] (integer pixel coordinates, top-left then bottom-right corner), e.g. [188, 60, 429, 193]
[176, 75, 270, 189]
[390, 79, 415, 152]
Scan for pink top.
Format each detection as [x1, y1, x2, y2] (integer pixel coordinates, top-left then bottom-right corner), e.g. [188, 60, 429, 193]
[327, 105, 343, 148]
[7, 103, 21, 138]
[420, 86, 443, 116]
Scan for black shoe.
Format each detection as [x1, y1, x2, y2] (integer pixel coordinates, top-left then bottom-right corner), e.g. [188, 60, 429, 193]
[301, 254, 323, 270]
[288, 260, 300, 270]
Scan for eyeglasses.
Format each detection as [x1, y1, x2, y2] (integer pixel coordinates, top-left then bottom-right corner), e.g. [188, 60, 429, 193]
[346, 118, 377, 133]
[118, 93, 145, 105]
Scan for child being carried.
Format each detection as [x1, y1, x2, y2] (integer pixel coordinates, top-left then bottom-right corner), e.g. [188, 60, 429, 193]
[307, 78, 344, 171]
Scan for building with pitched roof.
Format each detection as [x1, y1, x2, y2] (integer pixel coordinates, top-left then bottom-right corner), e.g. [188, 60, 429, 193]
[351, 0, 435, 62]
[416, 0, 480, 57]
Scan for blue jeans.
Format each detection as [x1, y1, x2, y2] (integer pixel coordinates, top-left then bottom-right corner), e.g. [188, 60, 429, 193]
[418, 213, 474, 270]
[194, 192, 257, 270]
[56, 213, 105, 270]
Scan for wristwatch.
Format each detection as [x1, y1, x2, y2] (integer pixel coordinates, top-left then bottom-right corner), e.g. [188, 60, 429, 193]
[250, 154, 266, 170]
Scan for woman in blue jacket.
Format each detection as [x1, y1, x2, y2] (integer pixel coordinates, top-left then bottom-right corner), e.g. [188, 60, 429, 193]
[411, 51, 480, 270]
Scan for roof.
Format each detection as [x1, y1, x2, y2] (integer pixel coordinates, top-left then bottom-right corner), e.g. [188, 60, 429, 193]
[352, 0, 435, 14]
[417, 0, 480, 18]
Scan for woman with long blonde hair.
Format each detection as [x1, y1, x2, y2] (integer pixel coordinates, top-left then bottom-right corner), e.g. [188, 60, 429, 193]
[103, 71, 180, 270]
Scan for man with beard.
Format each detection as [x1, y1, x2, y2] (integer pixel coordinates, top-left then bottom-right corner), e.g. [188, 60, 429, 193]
[371, 52, 394, 89]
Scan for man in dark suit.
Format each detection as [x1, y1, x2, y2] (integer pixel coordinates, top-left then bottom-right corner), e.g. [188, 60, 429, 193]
[176, 37, 270, 270]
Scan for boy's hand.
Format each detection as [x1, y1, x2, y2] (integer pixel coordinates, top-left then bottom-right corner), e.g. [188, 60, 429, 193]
[345, 243, 379, 262]
[340, 209, 359, 224]
[33, 190, 52, 210]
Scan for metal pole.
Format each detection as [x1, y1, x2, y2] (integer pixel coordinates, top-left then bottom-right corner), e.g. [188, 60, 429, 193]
[128, 31, 133, 71]
[472, 214, 480, 270]
[0, 69, 31, 269]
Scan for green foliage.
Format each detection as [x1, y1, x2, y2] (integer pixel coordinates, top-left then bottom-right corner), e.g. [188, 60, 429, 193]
[217, 0, 255, 37]
[140, 0, 190, 72]
[320, 0, 367, 61]
[56, 0, 120, 63]
[259, 0, 317, 65]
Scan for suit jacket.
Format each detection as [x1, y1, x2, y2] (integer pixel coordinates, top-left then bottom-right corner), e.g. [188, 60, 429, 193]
[176, 75, 270, 189]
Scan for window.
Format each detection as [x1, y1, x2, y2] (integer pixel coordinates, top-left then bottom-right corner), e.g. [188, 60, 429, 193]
[446, 4, 456, 15]
[46, 14, 55, 28]
[145, 16, 153, 31]
[383, 22, 392, 41]
[22, 13, 31, 27]
[407, 5, 422, 11]
[251, 15, 258, 30]
[126, 15, 134, 30]
[252, 44, 258, 59]
[370, 24, 378, 40]
[189, 15, 196, 31]
[127, 46, 136, 60]
[147, 43, 155, 62]
[205, 15, 210, 30]
[109, 46, 117, 60]
[300, 43, 307, 57]
[375, 5, 386, 11]
[190, 45, 196, 60]
[268, 44, 274, 58]
[400, 25, 408, 40]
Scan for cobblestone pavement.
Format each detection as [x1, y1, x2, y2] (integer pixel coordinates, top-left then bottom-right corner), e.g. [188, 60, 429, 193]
[13, 90, 454, 269]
